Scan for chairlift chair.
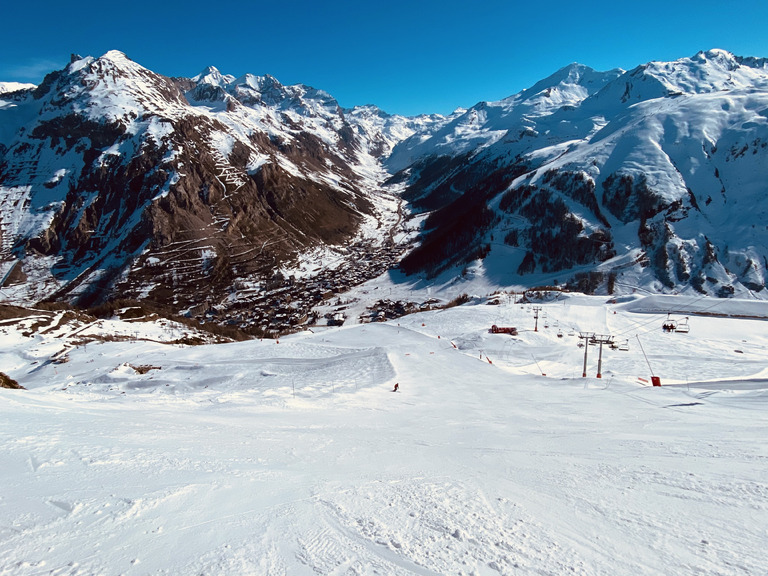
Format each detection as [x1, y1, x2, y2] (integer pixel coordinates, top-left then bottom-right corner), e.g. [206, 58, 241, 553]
[675, 317, 690, 333]
[662, 319, 678, 332]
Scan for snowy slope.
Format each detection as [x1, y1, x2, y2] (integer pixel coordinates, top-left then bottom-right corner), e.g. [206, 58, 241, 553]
[1, 294, 767, 574]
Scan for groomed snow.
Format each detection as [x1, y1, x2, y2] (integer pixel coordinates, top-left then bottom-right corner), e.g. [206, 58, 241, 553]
[1, 294, 766, 575]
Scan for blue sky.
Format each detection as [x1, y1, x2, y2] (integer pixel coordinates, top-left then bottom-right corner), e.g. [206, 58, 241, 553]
[3, 0, 768, 116]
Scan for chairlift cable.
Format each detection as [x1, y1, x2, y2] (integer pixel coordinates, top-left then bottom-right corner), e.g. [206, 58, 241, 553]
[610, 293, 708, 339]
[636, 335, 654, 377]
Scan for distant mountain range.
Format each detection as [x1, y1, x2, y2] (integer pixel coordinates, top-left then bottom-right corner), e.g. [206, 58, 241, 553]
[1, 48, 767, 328]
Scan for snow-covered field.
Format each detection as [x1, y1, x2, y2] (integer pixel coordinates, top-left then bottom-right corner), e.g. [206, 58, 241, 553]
[1, 294, 767, 575]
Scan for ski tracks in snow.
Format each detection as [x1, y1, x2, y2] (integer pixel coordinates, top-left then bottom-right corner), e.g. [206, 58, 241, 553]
[313, 479, 587, 576]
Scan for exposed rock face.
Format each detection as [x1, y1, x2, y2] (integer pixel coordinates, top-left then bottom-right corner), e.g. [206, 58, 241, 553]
[0, 371, 24, 389]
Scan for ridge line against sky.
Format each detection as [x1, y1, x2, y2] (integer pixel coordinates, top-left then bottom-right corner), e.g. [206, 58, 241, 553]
[3, 0, 768, 116]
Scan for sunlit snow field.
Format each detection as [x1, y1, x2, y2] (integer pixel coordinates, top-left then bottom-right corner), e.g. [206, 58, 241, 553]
[1, 294, 766, 575]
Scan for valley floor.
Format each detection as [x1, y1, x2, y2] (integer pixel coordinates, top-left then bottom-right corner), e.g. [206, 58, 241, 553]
[1, 294, 766, 575]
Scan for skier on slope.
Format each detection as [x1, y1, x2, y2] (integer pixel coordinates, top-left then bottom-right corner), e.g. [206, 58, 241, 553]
[393, 383, 399, 392]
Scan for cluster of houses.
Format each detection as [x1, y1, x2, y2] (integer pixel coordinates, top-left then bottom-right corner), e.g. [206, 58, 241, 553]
[195, 239, 409, 335]
[358, 298, 440, 323]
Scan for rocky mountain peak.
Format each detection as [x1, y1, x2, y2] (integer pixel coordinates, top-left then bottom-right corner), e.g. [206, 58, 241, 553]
[192, 65, 235, 87]
[518, 62, 622, 103]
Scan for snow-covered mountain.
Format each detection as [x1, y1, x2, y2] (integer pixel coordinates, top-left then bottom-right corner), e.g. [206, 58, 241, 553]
[386, 62, 623, 172]
[2, 48, 768, 328]
[394, 49, 768, 299]
[0, 51, 447, 326]
[0, 82, 36, 94]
